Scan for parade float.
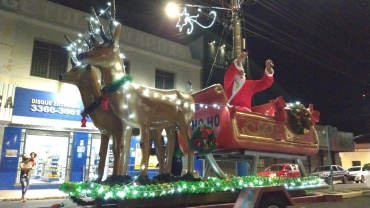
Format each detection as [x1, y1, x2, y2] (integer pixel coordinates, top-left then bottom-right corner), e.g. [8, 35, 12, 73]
[58, 1, 332, 207]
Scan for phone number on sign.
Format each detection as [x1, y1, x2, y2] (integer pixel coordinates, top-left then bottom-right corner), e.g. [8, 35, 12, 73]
[30, 105, 80, 116]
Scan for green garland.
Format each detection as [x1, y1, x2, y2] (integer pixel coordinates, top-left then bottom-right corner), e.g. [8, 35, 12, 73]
[190, 124, 216, 154]
[59, 176, 322, 201]
[103, 74, 133, 94]
[288, 104, 313, 135]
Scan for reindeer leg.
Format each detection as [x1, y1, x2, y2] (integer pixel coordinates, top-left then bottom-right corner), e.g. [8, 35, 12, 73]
[97, 134, 110, 182]
[178, 122, 194, 176]
[151, 129, 165, 174]
[120, 125, 131, 176]
[112, 124, 123, 176]
[164, 127, 175, 174]
[139, 125, 150, 178]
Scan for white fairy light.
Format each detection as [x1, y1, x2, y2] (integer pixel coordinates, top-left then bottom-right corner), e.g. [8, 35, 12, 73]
[200, 104, 204, 107]
[123, 105, 128, 109]
[126, 94, 131, 99]
[123, 82, 130, 89]
[213, 104, 217, 108]
[184, 102, 189, 108]
[143, 89, 149, 97]
[129, 114, 135, 118]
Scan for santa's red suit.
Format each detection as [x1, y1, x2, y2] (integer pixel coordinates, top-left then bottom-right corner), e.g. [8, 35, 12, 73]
[224, 60, 274, 110]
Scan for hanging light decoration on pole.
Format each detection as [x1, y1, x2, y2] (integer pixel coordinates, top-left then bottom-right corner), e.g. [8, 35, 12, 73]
[168, 1, 250, 80]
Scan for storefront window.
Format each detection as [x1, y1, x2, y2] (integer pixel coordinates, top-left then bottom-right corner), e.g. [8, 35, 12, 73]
[23, 132, 69, 184]
[85, 135, 114, 181]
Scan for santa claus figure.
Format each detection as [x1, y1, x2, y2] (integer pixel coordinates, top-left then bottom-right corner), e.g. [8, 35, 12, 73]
[224, 51, 274, 111]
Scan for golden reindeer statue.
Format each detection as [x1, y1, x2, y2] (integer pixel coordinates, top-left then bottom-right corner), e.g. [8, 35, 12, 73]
[75, 17, 195, 178]
[59, 62, 131, 181]
[59, 60, 173, 177]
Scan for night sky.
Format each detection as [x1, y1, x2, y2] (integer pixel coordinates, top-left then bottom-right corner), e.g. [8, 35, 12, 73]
[48, 0, 370, 136]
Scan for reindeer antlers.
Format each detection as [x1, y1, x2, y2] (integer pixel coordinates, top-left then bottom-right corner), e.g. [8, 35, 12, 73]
[64, 0, 117, 55]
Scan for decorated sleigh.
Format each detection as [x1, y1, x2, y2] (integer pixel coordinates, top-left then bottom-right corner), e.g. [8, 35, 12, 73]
[179, 83, 320, 177]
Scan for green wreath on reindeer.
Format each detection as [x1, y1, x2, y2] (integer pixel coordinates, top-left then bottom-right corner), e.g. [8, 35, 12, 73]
[288, 104, 314, 135]
[190, 124, 217, 154]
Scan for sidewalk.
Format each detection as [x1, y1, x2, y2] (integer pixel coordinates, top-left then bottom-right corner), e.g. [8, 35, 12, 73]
[0, 187, 369, 202]
[0, 189, 68, 201]
[309, 188, 370, 199]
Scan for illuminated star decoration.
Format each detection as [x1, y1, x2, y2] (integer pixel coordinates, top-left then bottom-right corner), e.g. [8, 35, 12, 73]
[176, 7, 217, 35]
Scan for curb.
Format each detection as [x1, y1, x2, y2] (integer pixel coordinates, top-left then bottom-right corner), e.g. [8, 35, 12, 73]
[1, 196, 69, 202]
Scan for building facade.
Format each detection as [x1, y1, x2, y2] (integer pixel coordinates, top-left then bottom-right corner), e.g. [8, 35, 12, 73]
[0, 0, 201, 190]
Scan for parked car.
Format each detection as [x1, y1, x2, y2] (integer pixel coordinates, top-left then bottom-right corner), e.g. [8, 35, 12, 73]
[347, 166, 370, 183]
[309, 165, 349, 184]
[257, 163, 301, 178]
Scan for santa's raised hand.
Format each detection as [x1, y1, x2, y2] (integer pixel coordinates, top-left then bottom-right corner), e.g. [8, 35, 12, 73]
[266, 59, 274, 74]
[236, 52, 248, 67]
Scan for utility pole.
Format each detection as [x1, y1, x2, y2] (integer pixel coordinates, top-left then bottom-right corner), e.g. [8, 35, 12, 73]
[231, 0, 250, 80]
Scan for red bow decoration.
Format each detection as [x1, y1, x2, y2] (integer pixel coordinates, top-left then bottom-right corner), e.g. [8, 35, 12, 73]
[101, 90, 108, 110]
[200, 126, 213, 139]
[308, 104, 320, 123]
[270, 96, 288, 123]
[81, 114, 87, 127]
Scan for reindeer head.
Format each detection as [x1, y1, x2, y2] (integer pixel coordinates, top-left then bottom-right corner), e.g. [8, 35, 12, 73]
[77, 24, 122, 68]
[59, 58, 98, 86]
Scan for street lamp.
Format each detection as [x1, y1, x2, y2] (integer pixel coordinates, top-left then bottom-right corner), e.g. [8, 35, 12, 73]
[165, 2, 179, 18]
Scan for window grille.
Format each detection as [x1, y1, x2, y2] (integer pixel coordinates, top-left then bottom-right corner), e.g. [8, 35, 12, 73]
[155, 69, 174, 89]
[30, 40, 68, 80]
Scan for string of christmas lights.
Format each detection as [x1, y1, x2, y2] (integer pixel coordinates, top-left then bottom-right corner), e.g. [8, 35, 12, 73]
[60, 176, 323, 201]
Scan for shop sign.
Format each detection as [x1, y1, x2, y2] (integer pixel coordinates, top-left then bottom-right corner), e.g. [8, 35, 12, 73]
[13, 87, 84, 121]
[5, 149, 18, 157]
[0, 83, 16, 124]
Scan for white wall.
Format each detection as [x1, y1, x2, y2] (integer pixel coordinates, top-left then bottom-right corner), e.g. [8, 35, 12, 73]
[339, 151, 370, 169]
